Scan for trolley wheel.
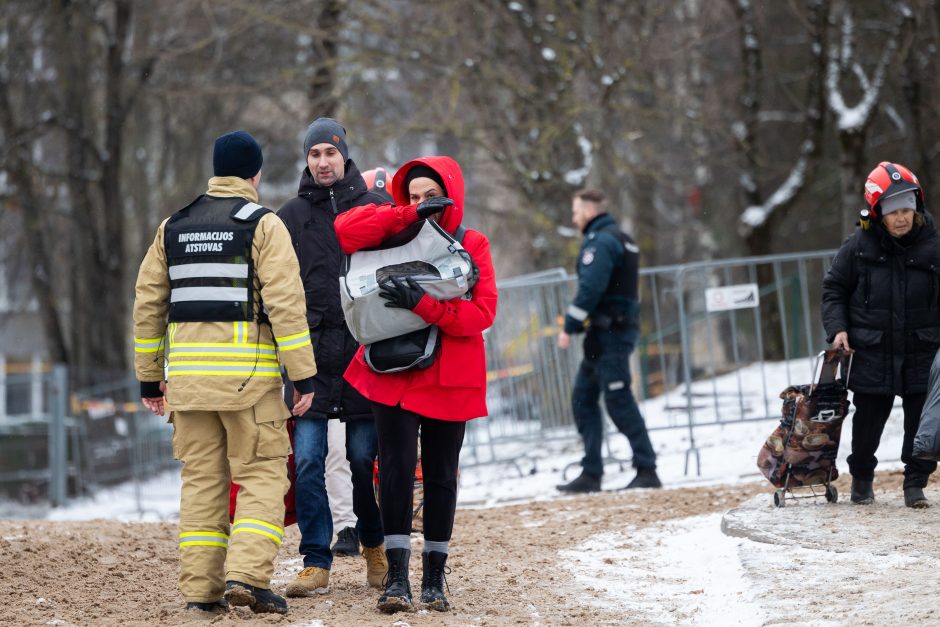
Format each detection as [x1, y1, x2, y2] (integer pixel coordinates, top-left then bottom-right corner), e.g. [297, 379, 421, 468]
[825, 485, 838, 503]
[773, 489, 786, 508]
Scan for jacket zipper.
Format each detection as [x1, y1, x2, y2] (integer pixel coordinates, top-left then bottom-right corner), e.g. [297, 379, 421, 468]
[330, 188, 338, 214]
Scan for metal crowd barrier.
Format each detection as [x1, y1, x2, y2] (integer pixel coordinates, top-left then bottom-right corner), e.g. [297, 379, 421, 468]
[466, 249, 839, 476]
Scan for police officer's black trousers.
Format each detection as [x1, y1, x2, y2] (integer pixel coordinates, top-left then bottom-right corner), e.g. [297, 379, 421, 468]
[372, 402, 466, 541]
[848, 391, 936, 488]
[572, 330, 656, 477]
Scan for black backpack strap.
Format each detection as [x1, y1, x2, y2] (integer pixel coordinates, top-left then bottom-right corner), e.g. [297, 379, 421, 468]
[454, 224, 467, 244]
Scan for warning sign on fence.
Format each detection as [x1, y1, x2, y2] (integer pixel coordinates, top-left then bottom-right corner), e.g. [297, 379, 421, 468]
[705, 283, 759, 312]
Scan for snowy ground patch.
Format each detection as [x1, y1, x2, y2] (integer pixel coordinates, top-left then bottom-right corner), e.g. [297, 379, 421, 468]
[561, 494, 940, 625]
[560, 513, 766, 625]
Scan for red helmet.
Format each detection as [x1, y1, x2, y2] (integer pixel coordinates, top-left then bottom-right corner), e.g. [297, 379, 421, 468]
[863, 161, 925, 218]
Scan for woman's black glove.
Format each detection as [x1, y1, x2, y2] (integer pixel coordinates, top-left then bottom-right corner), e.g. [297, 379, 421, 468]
[379, 277, 427, 310]
[416, 196, 454, 219]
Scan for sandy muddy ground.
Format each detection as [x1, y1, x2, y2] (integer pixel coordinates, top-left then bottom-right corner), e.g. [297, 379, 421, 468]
[0, 479, 770, 627]
[3, 471, 933, 626]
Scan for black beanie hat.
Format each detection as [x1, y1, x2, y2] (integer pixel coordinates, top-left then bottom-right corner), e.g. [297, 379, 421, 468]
[213, 131, 263, 179]
[404, 165, 447, 197]
[303, 118, 349, 161]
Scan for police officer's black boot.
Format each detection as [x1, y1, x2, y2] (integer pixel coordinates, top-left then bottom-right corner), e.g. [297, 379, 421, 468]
[185, 598, 228, 613]
[850, 478, 874, 504]
[377, 548, 413, 613]
[420, 551, 451, 611]
[625, 467, 662, 489]
[556, 472, 601, 493]
[904, 487, 930, 509]
[224, 580, 288, 615]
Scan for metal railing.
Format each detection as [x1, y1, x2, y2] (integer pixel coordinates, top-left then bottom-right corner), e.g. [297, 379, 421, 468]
[466, 249, 839, 476]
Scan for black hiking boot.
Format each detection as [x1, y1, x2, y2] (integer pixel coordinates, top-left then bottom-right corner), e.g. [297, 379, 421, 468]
[332, 526, 360, 557]
[625, 467, 663, 490]
[904, 487, 930, 509]
[185, 599, 228, 613]
[224, 580, 288, 615]
[377, 548, 413, 613]
[556, 472, 601, 494]
[850, 478, 874, 504]
[420, 551, 451, 611]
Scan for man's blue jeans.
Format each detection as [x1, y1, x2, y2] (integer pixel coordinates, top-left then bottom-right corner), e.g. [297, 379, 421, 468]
[344, 419, 383, 548]
[292, 417, 332, 569]
[572, 330, 657, 477]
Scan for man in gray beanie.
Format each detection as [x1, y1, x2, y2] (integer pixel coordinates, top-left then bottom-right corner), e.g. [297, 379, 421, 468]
[277, 119, 391, 596]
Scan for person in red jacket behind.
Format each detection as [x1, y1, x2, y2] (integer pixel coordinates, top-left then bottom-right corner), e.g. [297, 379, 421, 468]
[334, 156, 497, 614]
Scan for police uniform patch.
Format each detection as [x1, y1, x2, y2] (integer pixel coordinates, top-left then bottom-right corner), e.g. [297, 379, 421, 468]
[582, 247, 596, 265]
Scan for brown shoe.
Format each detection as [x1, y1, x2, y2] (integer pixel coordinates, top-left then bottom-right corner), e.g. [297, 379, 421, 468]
[363, 543, 388, 588]
[285, 566, 329, 597]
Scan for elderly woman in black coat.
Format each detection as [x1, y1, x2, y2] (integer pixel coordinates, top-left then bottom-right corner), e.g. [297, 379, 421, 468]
[822, 161, 940, 508]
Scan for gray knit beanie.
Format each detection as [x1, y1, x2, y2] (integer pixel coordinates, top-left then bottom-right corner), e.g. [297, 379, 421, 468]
[303, 118, 348, 161]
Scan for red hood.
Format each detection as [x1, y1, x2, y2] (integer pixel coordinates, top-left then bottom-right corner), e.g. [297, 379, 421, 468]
[391, 156, 465, 234]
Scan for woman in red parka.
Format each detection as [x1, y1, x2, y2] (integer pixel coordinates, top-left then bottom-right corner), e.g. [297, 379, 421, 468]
[334, 156, 497, 613]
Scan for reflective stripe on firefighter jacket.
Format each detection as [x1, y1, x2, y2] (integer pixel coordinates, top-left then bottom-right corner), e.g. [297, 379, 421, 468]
[133, 177, 316, 411]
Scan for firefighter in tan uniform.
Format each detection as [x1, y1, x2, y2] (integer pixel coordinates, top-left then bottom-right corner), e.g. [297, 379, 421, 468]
[133, 131, 316, 615]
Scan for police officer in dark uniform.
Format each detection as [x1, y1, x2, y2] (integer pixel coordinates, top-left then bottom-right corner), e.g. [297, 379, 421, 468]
[556, 189, 660, 493]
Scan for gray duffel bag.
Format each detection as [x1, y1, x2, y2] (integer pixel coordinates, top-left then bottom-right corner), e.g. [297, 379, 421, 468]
[340, 219, 473, 346]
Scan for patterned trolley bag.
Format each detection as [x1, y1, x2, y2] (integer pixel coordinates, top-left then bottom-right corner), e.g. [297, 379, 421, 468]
[757, 349, 852, 507]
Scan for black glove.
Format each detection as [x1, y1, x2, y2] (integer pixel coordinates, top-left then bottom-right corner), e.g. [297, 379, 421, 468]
[416, 196, 454, 219]
[379, 277, 426, 310]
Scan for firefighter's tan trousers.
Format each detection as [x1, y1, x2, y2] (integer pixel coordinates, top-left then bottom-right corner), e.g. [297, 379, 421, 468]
[171, 389, 290, 602]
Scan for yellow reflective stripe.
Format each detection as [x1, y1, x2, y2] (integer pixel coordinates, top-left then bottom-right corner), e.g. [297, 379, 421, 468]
[233, 321, 239, 344]
[276, 330, 312, 351]
[169, 342, 275, 349]
[231, 527, 282, 543]
[179, 530, 229, 548]
[169, 371, 282, 377]
[231, 518, 284, 545]
[134, 337, 164, 353]
[168, 347, 278, 358]
[275, 330, 310, 343]
[233, 518, 283, 534]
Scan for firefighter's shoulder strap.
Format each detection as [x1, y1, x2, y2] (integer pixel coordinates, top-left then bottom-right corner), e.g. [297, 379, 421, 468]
[230, 200, 272, 223]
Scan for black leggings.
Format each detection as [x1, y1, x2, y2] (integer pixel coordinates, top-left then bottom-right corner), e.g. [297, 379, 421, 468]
[372, 402, 466, 542]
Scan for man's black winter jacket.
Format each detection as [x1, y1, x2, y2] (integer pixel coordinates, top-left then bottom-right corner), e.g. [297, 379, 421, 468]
[277, 159, 389, 421]
[821, 214, 940, 395]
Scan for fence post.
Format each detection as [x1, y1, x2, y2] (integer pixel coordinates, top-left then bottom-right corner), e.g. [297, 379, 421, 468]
[48, 365, 68, 506]
[676, 267, 701, 476]
[31, 354, 43, 420]
[0, 353, 6, 423]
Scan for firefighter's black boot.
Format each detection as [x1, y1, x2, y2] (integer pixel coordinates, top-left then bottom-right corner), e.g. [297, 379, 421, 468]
[420, 551, 451, 611]
[556, 472, 601, 493]
[377, 548, 413, 613]
[224, 581, 288, 615]
[850, 478, 874, 504]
